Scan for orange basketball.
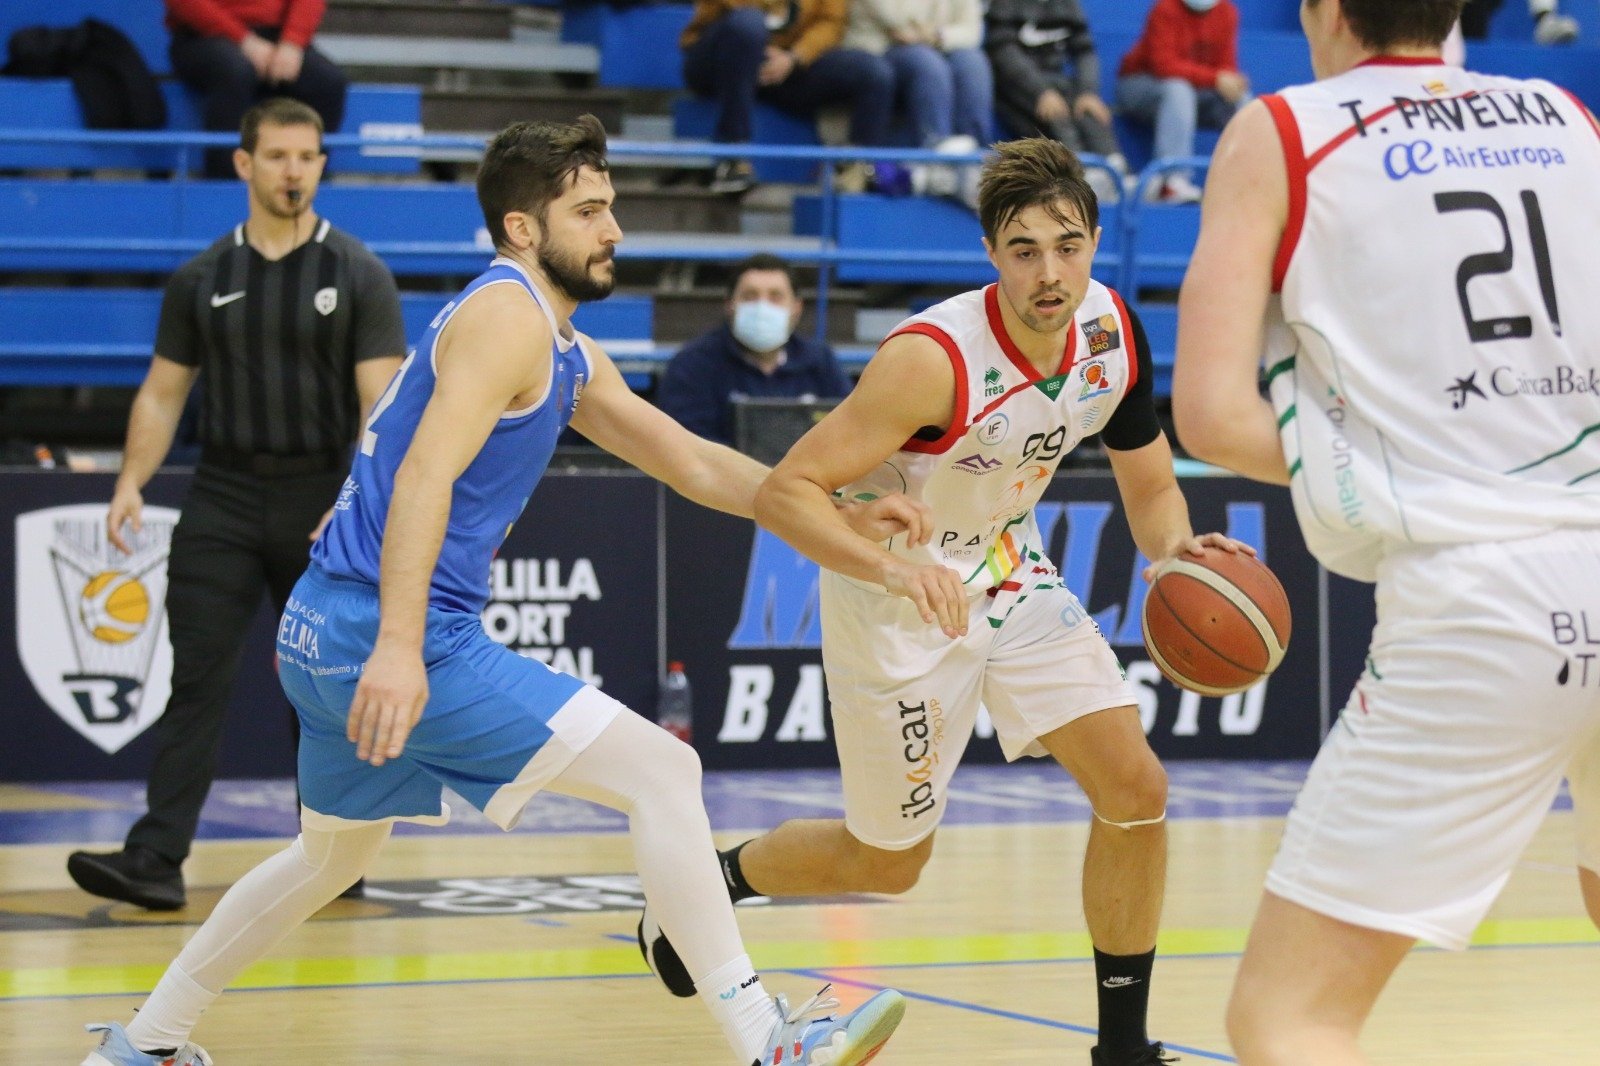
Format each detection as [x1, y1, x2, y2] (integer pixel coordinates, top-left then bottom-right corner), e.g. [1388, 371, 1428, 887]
[1141, 546, 1292, 696]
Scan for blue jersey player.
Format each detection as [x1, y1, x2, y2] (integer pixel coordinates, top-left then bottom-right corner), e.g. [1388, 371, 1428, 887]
[82, 115, 912, 1066]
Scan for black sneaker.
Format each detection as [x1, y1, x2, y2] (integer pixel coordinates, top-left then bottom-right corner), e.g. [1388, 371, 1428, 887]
[1091, 1043, 1178, 1066]
[710, 159, 756, 195]
[66, 845, 185, 910]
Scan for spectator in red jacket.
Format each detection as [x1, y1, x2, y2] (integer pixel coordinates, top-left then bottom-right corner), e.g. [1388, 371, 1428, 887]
[1116, 0, 1248, 202]
[166, 0, 348, 177]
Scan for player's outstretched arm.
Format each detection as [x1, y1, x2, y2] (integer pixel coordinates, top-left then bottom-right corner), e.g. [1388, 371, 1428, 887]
[569, 338, 771, 516]
[755, 332, 969, 637]
[348, 286, 548, 767]
[1172, 99, 1292, 486]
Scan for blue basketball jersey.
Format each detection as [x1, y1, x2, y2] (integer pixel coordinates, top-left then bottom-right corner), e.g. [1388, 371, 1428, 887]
[313, 257, 591, 614]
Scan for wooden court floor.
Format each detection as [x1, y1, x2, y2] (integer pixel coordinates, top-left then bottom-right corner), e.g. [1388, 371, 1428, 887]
[1, 765, 1594, 1064]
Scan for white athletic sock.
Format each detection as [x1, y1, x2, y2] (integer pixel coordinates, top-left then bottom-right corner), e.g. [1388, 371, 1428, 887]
[697, 955, 783, 1064]
[125, 963, 214, 1053]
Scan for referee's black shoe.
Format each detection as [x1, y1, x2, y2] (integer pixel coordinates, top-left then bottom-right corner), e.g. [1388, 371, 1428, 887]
[66, 846, 185, 910]
[1092, 1042, 1178, 1066]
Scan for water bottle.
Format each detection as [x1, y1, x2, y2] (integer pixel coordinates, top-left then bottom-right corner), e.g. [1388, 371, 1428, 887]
[657, 660, 693, 744]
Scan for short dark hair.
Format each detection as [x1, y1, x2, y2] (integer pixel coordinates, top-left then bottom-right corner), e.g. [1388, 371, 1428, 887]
[976, 137, 1099, 246]
[1309, 0, 1464, 50]
[726, 253, 796, 298]
[240, 97, 324, 154]
[477, 114, 610, 250]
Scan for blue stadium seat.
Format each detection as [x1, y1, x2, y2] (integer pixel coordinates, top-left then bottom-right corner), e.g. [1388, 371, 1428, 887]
[1130, 300, 1177, 396]
[0, 80, 422, 175]
[560, 3, 692, 89]
[791, 192, 1122, 287]
[0, 288, 657, 386]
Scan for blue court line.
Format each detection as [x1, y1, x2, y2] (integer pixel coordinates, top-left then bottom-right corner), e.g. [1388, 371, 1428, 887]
[791, 968, 1239, 1063]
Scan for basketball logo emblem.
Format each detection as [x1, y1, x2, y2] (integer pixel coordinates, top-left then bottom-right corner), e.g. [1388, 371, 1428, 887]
[16, 503, 179, 753]
[79, 571, 151, 644]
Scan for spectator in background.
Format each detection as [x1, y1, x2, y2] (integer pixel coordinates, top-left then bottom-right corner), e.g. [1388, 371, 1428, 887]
[986, 0, 1130, 202]
[681, 0, 895, 194]
[1116, 0, 1248, 203]
[843, 0, 993, 150]
[1461, 0, 1580, 44]
[166, 0, 348, 178]
[65, 99, 405, 912]
[657, 254, 852, 446]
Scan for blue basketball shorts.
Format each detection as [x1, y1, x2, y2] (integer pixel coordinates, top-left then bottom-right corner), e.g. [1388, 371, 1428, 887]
[276, 563, 622, 831]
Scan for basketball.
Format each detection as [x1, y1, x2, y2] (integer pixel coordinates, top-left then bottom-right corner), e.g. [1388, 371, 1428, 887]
[1141, 547, 1291, 696]
[78, 570, 149, 644]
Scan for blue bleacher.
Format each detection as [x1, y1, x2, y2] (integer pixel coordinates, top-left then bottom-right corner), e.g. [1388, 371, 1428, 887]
[0, 179, 488, 273]
[0, 80, 422, 175]
[671, 98, 822, 182]
[0, 288, 657, 387]
[561, 3, 691, 89]
[0, 0, 170, 76]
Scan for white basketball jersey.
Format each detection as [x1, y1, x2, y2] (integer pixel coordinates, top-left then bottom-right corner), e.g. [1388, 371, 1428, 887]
[1263, 60, 1600, 581]
[839, 281, 1138, 593]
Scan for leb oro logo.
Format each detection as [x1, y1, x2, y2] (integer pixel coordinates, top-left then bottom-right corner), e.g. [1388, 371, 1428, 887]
[16, 504, 179, 753]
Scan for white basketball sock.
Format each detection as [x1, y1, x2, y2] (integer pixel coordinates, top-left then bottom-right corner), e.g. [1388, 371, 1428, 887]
[697, 955, 782, 1064]
[124, 962, 213, 1053]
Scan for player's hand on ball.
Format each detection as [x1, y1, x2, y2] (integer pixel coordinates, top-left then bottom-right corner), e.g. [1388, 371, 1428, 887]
[838, 493, 933, 546]
[1143, 531, 1256, 581]
[882, 559, 968, 638]
[349, 643, 429, 766]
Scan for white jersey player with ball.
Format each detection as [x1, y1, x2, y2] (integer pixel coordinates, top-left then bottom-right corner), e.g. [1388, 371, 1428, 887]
[643, 137, 1253, 1066]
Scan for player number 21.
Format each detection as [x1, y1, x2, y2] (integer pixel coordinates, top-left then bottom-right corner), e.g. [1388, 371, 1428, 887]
[1434, 189, 1561, 344]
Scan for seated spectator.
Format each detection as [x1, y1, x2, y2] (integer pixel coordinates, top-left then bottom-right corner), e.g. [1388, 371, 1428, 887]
[1461, 0, 1580, 44]
[985, 0, 1129, 202]
[1116, 0, 1248, 204]
[680, 0, 895, 193]
[166, 0, 347, 178]
[656, 254, 852, 446]
[843, 0, 993, 150]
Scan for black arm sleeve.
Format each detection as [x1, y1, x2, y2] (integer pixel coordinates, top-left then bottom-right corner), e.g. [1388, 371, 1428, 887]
[1097, 301, 1163, 452]
[154, 260, 203, 367]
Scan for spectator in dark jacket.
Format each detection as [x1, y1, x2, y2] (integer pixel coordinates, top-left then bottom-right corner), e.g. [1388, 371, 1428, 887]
[166, 0, 347, 177]
[1116, 0, 1248, 203]
[986, 0, 1130, 201]
[656, 254, 852, 446]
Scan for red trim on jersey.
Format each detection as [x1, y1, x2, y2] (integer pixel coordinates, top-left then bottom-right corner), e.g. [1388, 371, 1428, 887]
[1305, 100, 1405, 171]
[886, 323, 969, 455]
[1107, 288, 1139, 393]
[1261, 94, 1308, 294]
[1561, 88, 1600, 141]
[984, 283, 1074, 381]
[1356, 55, 1446, 67]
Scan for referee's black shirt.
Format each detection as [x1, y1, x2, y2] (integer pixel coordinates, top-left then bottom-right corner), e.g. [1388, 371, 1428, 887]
[156, 218, 406, 458]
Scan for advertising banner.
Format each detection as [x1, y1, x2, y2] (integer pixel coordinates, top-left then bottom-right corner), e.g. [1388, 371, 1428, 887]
[666, 474, 1329, 770]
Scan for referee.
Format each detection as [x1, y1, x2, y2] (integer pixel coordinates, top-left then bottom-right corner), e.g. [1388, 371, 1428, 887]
[67, 97, 406, 910]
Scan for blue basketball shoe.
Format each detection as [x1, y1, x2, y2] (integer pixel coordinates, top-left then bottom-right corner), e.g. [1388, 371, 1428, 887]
[81, 1022, 211, 1066]
[757, 984, 905, 1065]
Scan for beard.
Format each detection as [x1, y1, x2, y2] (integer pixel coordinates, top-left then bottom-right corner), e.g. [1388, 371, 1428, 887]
[538, 235, 615, 302]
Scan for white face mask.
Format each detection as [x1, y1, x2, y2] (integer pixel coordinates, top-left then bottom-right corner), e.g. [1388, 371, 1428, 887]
[731, 299, 793, 353]
[1182, 0, 1220, 11]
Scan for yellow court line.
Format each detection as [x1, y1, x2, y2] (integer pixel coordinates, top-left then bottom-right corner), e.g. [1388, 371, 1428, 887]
[4, 918, 1594, 1000]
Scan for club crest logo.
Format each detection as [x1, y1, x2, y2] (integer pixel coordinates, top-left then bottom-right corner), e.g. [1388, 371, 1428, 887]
[314, 286, 338, 316]
[16, 504, 179, 753]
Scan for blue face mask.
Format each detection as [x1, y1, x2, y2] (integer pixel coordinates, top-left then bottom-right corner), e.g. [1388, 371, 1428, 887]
[1183, 0, 1219, 10]
[731, 299, 793, 354]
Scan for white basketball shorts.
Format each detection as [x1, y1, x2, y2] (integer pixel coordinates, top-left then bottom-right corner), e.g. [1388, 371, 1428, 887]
[1267, 526, 1600, 949]
[820, 563, 1136, 851]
